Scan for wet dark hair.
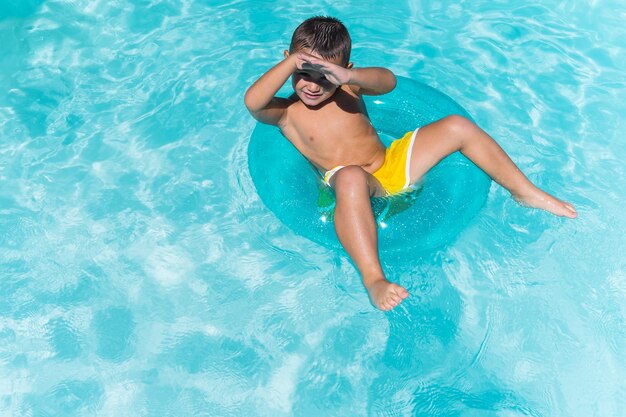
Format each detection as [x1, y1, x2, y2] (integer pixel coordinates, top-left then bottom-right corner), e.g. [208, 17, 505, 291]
[289, 16, 351, 66]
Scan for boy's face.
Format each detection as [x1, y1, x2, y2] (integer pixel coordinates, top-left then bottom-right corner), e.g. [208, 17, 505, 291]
[285, 48, 350, 106]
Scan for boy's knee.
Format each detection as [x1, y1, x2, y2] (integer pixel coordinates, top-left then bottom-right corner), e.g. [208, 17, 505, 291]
[333, 165, 369, 190]
[441, 114, 474, 135]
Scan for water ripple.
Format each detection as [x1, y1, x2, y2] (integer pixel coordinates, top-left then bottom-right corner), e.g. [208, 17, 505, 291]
[1, 1, 625, 416]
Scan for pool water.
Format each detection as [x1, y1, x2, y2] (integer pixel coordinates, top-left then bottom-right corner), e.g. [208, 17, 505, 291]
[1, 1, 625, 416]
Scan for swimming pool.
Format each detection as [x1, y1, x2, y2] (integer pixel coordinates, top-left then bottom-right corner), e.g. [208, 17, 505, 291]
[1, 0, 625, 416]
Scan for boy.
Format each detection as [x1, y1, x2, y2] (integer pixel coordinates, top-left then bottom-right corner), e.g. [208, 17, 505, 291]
[244, 16, 577, 311]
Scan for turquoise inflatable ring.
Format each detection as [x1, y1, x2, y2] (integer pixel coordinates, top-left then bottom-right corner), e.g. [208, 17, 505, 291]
[248, 76, 491, 253]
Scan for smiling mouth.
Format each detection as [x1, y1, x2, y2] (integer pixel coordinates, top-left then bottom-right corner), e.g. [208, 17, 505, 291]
[303, 91, 322, 99]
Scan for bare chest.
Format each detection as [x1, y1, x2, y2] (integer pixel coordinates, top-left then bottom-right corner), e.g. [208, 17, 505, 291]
[288, 96, 372, 140]
[280, 99, 384, 170]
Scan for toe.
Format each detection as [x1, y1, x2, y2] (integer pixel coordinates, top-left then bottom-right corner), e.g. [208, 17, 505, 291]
[563, 203, 577, 218]
[383, 297, 396, 310]
[566, 203, 577, 213]
[395, 285, 409, 298]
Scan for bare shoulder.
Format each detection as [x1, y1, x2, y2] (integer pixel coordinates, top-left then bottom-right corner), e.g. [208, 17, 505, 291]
[345, 82, 384, 97]
[343, 83, 362, 97]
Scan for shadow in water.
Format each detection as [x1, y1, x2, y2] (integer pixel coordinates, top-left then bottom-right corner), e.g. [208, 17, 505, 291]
[368, 260, 542, 417]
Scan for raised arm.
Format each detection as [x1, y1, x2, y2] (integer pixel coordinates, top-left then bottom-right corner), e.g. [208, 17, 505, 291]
[347, 67, 397, 96]
[298, 53, 396, 96]
[244, 55, 298, 125]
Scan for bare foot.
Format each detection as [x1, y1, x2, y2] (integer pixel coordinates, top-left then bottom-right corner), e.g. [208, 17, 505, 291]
[365, 278, 409, 311]
[514, 189, 577, 219]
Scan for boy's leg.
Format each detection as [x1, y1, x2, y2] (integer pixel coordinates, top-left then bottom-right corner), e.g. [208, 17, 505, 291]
[407, 116, 577, 218]
[331, 166, 409, 311]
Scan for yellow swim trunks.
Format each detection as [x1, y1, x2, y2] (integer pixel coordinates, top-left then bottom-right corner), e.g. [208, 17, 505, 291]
[322, 129, 419, 195]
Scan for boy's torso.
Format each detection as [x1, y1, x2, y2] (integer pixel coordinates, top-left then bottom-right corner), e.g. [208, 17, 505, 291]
[278, 85, 386, 173]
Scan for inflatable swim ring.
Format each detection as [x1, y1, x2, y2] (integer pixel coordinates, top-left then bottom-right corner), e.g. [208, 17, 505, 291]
[248, 76, 491, 253]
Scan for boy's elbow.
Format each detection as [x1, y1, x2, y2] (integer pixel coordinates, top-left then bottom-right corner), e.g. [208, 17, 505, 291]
[244, 87, 268, 115]
[385, 71, 397, 93]
[244, 91, 268, 123]
[243, 89, 257, 113]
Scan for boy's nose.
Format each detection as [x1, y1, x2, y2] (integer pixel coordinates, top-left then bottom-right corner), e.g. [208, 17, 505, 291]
[306, 82, 321, 92]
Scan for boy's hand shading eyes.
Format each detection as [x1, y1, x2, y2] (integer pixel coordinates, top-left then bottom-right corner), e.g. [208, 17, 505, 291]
[296, 52, 351, 86]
